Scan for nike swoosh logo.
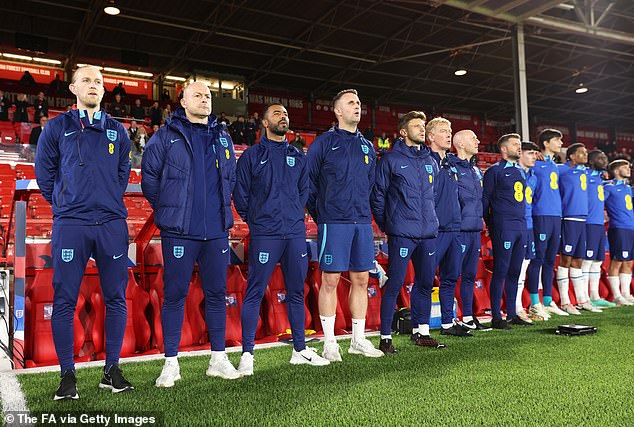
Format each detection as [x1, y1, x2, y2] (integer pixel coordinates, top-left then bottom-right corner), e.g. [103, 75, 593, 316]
[541, 165, 547, 168]
[460, 172, 466, 175]
[400, 165, 408, 169]
[64, 131, 77, 137]
[301, 354, 312, 362]
[505, 173, 512, 177]
[113, 254, 124, 260]
[260, 159, 268, 165]
[170, 139, 180, 144]
[222, 248, 229, 253]
[428, 252, 436, 256]
[331, 146, 340, 151]
[301, 253, 308, 257]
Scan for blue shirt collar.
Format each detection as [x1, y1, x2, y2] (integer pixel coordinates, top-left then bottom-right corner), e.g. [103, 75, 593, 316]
[615, 179, 626, 185]
[78, 109, 101, 124]
[503, 160, 518, 168]
[543, 155, 556, 163]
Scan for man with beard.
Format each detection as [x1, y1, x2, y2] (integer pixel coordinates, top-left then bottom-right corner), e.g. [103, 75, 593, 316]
[234, 104, 329, 375]
[35, 65, 133, 400]
[142, 81, 239, 387]
[482, 134, 531, 329]
[307, 89, 383, 361]
[371, 111, 444, 353]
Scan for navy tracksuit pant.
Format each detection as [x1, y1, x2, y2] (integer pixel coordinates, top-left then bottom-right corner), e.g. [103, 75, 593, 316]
[490, 227, 526, 320]
[459, 231, 480, 318]
[161, 236, 229, 357]
[241, 238, 308, 353]
[428, 231, 462, 325]
[51, 219, 128, 373]
[527, 216, 560, 298]
[381, 236, 436, 334]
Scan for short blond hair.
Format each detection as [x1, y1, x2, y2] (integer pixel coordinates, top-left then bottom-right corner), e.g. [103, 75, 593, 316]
[71, 65, 103, 84]
[425, 117, 451, 136]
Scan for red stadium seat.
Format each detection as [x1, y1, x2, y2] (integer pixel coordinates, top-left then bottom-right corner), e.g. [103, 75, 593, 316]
[264, 266, 292, 336]
[309, 267, 349, 334]
[473, 260, 492, 317]
[186, 271, 209, 346]
[365, 277, 382, 331]
[397, 261, 415, 308]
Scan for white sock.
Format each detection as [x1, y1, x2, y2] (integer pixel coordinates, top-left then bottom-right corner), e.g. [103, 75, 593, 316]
[517, 259, 530, 312]
[619, 273, 632, 297]
[351, 318, 365, 342]
[462, 315, 473, 323]
[320, 315, 336, 343]
[557, 266, 570, 305]
[211, 351, 226, 362]
[380, 334, 392, 340]
[419, 324, 430, 336]
[608, 276, 622, 299]
[570, 267, 586, 303]
[412, 327, 419, 335]
[581, 260, 593, 300]
[441, 323, 453, 330]
[589, 261, 602, 300]
[165, 356, 178, 365]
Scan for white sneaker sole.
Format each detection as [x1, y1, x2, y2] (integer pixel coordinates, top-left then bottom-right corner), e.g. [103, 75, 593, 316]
[206, 369, 240, 380]
[155, 374, 181, 388]
[237, 369, 254, 377]
[348, 347, 384, 358]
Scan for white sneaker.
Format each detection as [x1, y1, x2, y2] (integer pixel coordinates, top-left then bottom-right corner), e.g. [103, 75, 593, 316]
[614, 295, 634, 306]
[516, 308, 533, 323]
[348, 338, 384, 358]
[624, 294, 634, 304]
[322, 341, 343, 362]
[561, 303, 582, 315]
[577, 301, 602, 313]
[545, 301, 569, 316]
[290, 347, 330, 366]
[529, 303, 551, 321]
[237, 352, 254, 377]
[155, 360, 181, 388]
[206, 353, 240, 380]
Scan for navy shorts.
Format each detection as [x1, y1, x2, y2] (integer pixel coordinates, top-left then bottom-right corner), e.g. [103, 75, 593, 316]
[317, 223, 374, 272]
[525, 228, 535, 260]
[607, 228, 634, 261]
[585, 223, 606, 261]
[560, 219, 586, 258]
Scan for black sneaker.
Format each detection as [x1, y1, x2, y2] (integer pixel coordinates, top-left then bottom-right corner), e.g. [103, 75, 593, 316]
[509, 316, 534, 326]
[54, 370, 79, 401]
[379, 338, 398, 355]
[99, 365, 134, 393]
[491, 318, 512, 330]
[411, 333, 447, 349]
[463, 318, 493, 331]
[440, 324, 473, 337]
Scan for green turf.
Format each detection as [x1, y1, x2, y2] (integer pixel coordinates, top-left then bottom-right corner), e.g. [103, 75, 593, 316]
[17, 307, 634, 426]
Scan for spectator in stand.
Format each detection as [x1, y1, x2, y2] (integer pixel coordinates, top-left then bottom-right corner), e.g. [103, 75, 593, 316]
[109, 94, 127, 121]
[131, 126, 149, 168]
[149, 101, 162, 127]
[34, 92, 49, 123]
[290, 132, 306, 151]
[218, 112, 231, 126]
[230, 115, 246, 145]
[14, 93, 29, 123]
[329, 120, 336, 130]
[128, 120, 139, 140]
[162, 104, 172, 123]
[377, 132, 390, 154]
[65, 104, 72, 112]
[20, 70, 36, 86]
[49, 73, 65, 96]
[363, 127, 374, 142]
[161, 89, 170, 103]
[152, 124, 160, 134]
[252, 111, 262, 132]
[244, 116, 257, 146]
[131, 99, 145, 121]
[112, 82, 126, 98]
[0, 91, 8, 121]
[30, 115, 48, 146]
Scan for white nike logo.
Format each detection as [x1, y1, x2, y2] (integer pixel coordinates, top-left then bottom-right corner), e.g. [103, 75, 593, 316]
[222, 248, 229, 253]
[331, 146, 340, 151]
[541, 165, 547, 168]
[505, 173, 512, 177]
[64, 131, 77, 137]
[428, 251, 436, 256]
[460, 172, 466, 175]
[170, 139, 180, 144]
[301, 253, 308, 257]
[400, 165, 408, 169]
[113, 254, 124, 260]
[260, 159, 268, 165]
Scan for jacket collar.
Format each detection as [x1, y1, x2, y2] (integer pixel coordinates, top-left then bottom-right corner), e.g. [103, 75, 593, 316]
[259, 135, 289, 151]
[392, 138, 429, 158]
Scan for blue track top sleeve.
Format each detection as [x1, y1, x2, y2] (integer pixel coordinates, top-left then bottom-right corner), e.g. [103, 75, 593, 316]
[34, 121, 60, 204]
[233, 148, 252, 222]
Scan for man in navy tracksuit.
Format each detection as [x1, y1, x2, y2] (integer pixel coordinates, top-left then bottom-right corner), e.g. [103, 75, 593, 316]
[526, 129, 567, 319]
[371, 111, 444, 354]
[142, 82, 239, 387]
[35, 66, 133, 400]
[482, 133, 532, 329]
[555, 143, 589, 316]
[307, 89, 383, 361]
[425, 118, 471, 337]
[452, 130, 491, 331]
[234, 104, 329, 374]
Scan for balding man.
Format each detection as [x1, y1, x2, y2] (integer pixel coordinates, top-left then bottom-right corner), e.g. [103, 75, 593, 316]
[35, 66, 133, 400]
[142, 82, 239, 387]
[452, 130, 490, 331]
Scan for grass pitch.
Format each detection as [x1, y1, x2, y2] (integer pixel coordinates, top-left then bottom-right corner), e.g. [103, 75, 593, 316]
[17, 307, 634, 426]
